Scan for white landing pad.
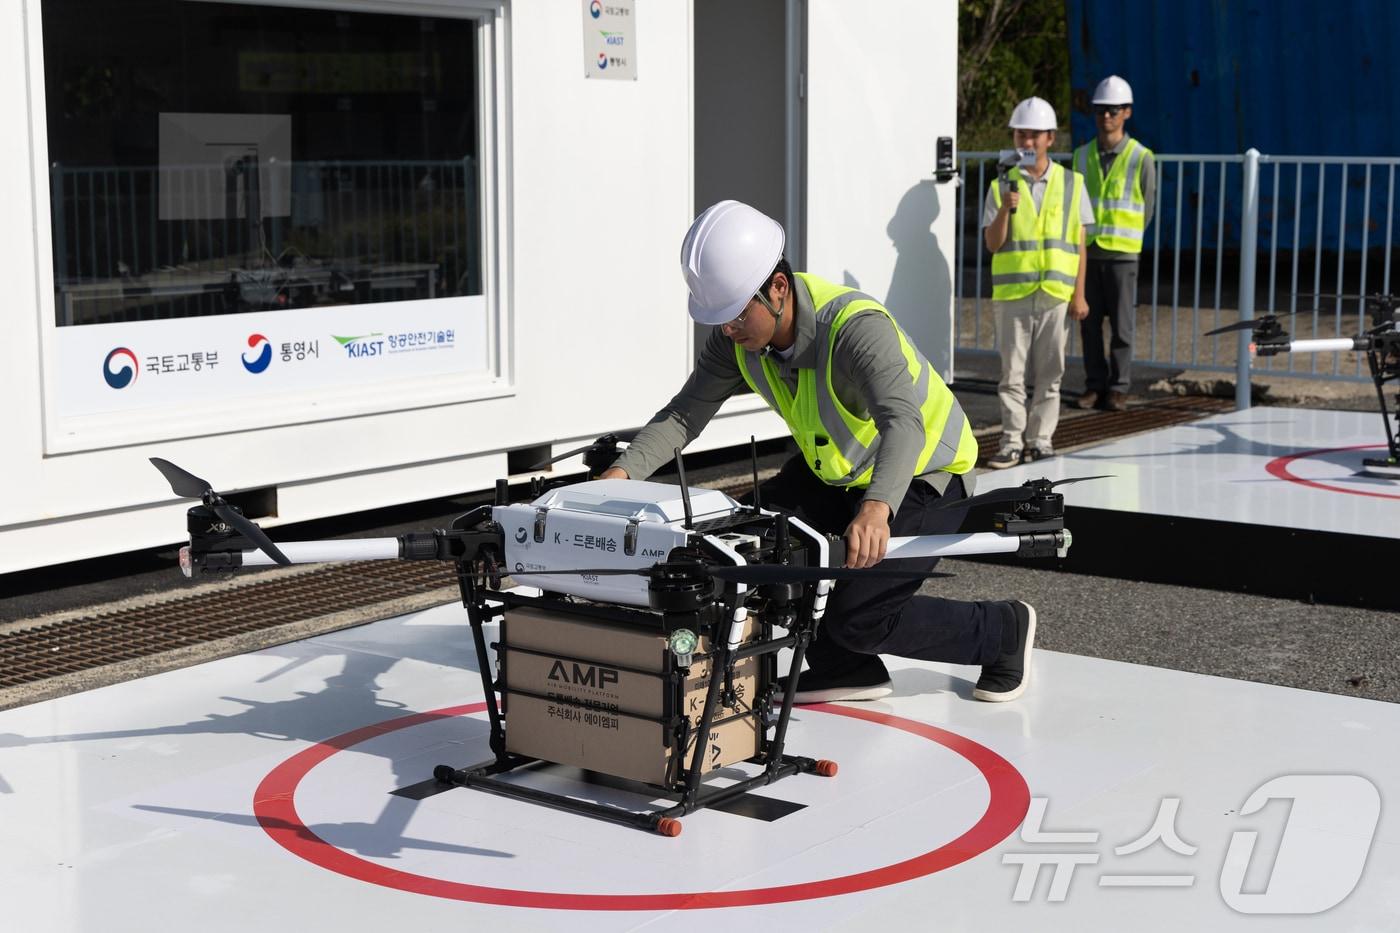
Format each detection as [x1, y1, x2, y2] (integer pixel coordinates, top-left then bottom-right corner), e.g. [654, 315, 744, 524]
[2, 603, 1398, 931]
[985, 406, 1400, 539]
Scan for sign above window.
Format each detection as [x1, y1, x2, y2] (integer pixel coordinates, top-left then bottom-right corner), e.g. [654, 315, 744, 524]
[582, 0, 637, 81]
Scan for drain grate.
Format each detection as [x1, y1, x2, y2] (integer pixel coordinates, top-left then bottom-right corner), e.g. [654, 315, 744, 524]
[3, 396, 1231, 700]
[976, 395, 1233, 461]
[0, 560, 458, 691]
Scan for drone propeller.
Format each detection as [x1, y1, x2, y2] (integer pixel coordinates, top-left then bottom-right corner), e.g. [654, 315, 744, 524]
[150, 457, 214, 500]
[149, 457, 291, 566]
[529, 429, 643, 471]
[935, 475, 1114, 511]
[708, 564, 955, 584]
[1199, 309, 1326, 337]
[1204, 317, 1276, 336]
[1204, 311, 1383, 343]
[1295, 291, 1400, 304]
[1042, 474, 1115, 488]
[511, 561, 954, 585]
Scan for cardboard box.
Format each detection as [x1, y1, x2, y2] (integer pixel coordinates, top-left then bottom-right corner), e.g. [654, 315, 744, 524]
[500, 606, 763, 785]
[504, 693, 761, 787]
[503, 605, 757, 671]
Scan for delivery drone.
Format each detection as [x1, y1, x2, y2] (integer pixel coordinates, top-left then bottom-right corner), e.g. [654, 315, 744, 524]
[151, 446, 1092, 835]
[1205, 292, 1400, 478]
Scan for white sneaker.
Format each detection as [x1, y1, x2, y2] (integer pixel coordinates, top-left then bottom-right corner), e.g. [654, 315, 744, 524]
[986, 444, 1022, 470]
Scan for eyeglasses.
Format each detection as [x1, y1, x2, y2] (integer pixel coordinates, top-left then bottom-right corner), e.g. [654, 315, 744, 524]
[723, 288, 781, 333]
[721, 305, 752, 332]
[1094, 105, 1127, 117]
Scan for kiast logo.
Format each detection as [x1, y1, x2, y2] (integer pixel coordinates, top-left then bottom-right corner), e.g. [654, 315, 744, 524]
[589, 0, 602, 18]
[332, 333, 385, 358]
[103, 347, 139, 389]
[242, 333, 273, 373]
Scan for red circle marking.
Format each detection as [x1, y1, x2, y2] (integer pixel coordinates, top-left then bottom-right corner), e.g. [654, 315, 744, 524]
[255, 702, 1029, 911]
[1265, 444, 1400, 500]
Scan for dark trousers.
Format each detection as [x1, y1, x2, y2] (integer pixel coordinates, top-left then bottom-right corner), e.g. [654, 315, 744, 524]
[750, 455, 1011, 676]
[1081, 257, 1139, 393]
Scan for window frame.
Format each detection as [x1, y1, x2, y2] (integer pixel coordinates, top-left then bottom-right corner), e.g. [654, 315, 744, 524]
[27, 0, 512, 454]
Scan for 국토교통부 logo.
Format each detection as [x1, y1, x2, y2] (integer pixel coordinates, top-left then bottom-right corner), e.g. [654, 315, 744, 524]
[103, 347, 139, 389]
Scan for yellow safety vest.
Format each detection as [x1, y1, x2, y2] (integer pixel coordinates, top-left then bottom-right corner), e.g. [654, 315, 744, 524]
[734, 273, 977, 488]
[1074, 137, 1152, 254]
[989, 162, 1086, 303]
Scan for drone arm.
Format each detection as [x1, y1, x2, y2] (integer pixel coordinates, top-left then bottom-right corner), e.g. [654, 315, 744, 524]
[702, 535, 751, 652]
[183, 519, 505, 577]
[785, 516, 834, 624]
[235, 538, 403, 568]
[1257, 336, 1368, 357]
[885, 530, 1070, 560]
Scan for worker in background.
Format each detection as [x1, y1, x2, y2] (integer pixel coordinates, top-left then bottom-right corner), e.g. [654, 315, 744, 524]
[601, 200, 1036, 704]
[983, 97, 1094, 469]
[1072, 75, 1156, 411]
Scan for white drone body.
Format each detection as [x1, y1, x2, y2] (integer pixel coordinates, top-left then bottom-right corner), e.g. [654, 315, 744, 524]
[495, 479, 749, 607]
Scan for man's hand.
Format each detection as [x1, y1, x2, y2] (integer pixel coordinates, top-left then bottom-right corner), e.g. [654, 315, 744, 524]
[844, 499, 892, 569]
[1002, 188, 1020, 213]
[1069, 295, 1090, 320]
[598, 467, 629, 480]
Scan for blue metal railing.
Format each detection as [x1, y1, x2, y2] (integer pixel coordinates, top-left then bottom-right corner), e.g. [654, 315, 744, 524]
[955, 150, 1400, 405]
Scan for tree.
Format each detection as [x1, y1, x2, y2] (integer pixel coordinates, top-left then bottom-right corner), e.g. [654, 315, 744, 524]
[959, 0, 1071, 151]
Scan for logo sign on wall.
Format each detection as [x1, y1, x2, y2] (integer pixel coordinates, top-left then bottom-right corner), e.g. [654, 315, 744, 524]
[582, 0, 636, 80]
[103, 347, 140, 389]
[54, 297, 489, 429]
[241, 333, 274, 373]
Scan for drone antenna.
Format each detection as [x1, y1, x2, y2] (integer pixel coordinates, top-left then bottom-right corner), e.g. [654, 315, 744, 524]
[673, 446, 694, 530]
[749, 435, 763, 512]
[494, 479, 509, 507]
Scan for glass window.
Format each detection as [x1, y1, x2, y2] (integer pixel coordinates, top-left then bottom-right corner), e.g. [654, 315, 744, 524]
[42, 0, 482, 326]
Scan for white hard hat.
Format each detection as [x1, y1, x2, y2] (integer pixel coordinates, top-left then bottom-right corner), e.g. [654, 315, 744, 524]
[1092, 75, 1133, 105]
[1008, 97, 1058, 131]
[679, 200, 785, 325]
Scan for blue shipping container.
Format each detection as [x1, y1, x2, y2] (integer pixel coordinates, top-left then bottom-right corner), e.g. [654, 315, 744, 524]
[1067, 0, 1400, 256]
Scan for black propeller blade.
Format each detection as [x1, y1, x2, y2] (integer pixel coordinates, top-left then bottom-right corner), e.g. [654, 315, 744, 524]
[1204, 317, 1272, 336]
[708, 564, 956, 584]
[934, 485, 1034, 511]
[937, 474, 1115, 511]
[149, 457, 291, 566]
[150, 457, 213, 500]
[529, 429, 643, 471]
[508, 561, 954, 585]
[1047, 474, 1116, 487]
[1295, 291, 1393, 303]
[1203, 312, 1318, 339]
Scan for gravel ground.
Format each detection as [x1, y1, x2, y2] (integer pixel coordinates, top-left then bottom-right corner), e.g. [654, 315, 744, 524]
[928, 557, 1399, 703]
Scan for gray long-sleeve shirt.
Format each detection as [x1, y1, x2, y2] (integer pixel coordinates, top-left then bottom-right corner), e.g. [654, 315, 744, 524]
[611, 275, 960, 514]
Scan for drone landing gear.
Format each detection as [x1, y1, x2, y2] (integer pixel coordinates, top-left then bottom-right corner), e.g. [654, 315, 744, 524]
[1360, 456, 1400, 478]
[431, 752, 838, 838]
